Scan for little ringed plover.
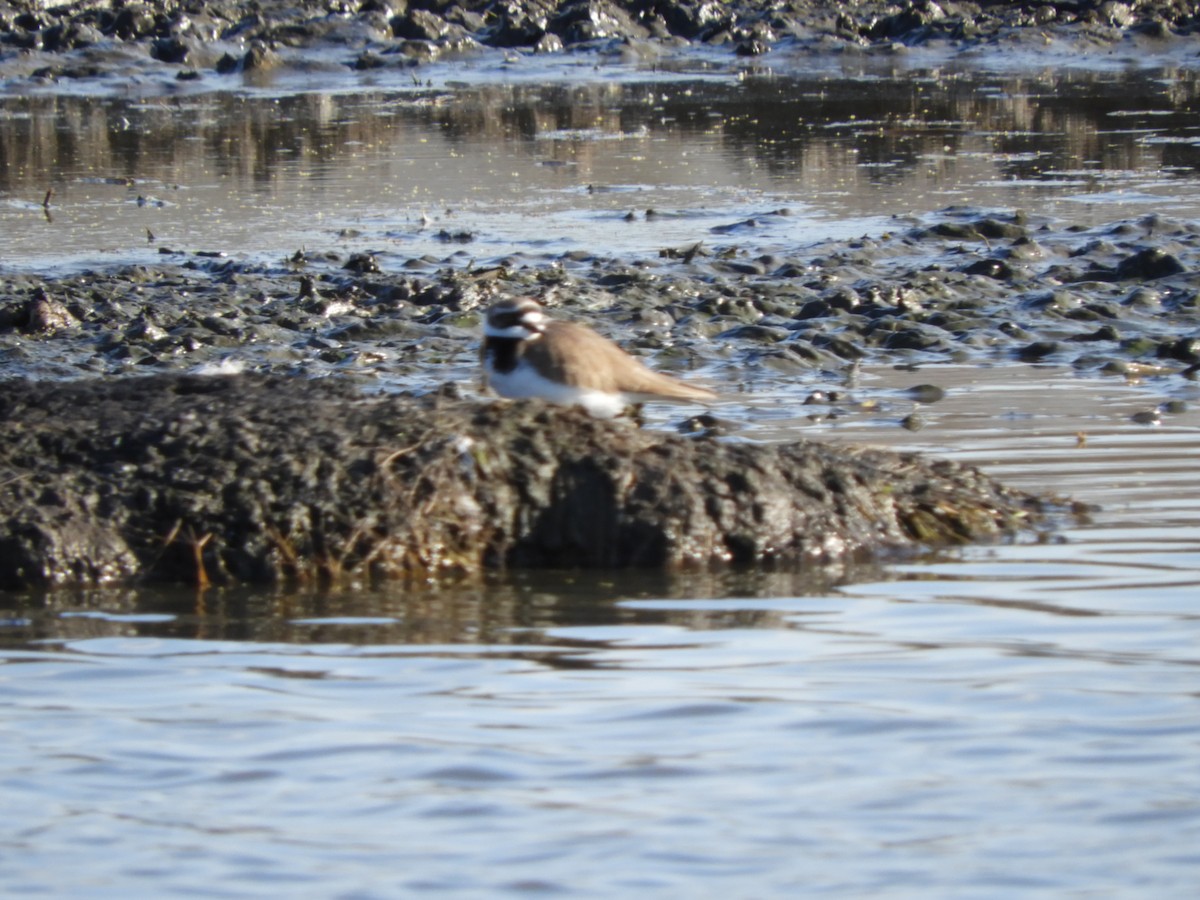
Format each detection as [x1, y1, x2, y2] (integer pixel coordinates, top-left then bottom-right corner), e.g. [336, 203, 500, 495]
[481, 297, 716, 418]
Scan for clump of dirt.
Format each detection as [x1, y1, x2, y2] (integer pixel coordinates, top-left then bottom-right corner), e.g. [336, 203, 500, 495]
[0, 372, 1053, 589]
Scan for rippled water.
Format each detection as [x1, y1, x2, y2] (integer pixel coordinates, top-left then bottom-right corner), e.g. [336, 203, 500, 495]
[4, 58, 1200, 897]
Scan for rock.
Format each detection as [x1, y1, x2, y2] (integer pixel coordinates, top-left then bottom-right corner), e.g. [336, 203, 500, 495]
[1068, 324, 1120, 342]
[1114, 247, 1185, 280]
[39, 21, 103, 52]
[870, 319, 951, 352]
[216, 42, 279, 73]
[487, 0, 554, 47]
[1158, 336, 1200, 363]
[796, 299, 834, 319]
[392, 9, 452, 41]
[1098, 2, 1135, 28]
[354, 51, 389, 69]
[109, 4, 159, 40]
[735, 38, 769, 55]
[924, 222, 983, 240]
[1123, 287, 1164, 309]
[962, 258, 1015, 280]
[150, 37, 189, 64]
[1130, 408, 1162, 425]
[976, 218, 1028, 240]
[3, 289, 79, 334]
[215, 52, 240, 74]
[0, 374, 1051, 588]
[241, 42, 279, 71]
[1018, 339, 1060, 361]
[657, 0, 729, 40]
[907, 384, 946, 403]
[716, 323, 789, 343]
[817, 335, 867, 360]
[549, 1, 650, 43]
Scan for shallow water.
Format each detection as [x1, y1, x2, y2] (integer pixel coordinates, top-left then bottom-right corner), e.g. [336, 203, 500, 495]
[3, 65, 1200, 271]
[4, 56, 1200, 897]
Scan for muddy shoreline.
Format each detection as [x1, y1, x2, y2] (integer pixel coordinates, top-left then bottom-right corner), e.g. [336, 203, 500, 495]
[4, 207, 1197, 386]
[0, 372, 1056, 589]
[3, 0, 1197, 85]
[3, 1, 1199, 386]
[3, 1, 1199, 586]
[4, 202, 1195, 586]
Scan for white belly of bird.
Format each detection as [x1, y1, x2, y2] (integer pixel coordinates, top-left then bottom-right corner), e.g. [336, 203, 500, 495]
[487, 363, 627, 418]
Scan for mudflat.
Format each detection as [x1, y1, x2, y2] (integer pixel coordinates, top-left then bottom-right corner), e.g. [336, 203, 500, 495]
[1, 1, 1196, 585]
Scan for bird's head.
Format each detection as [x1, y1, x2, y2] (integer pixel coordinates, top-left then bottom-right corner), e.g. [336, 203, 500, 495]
[483, 297, 548, 341]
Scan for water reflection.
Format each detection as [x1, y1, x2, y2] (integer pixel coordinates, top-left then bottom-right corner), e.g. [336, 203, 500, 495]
[5, 71, 1200, 189]
[4, 69, 1200, 269]
[2, 562, 893, 649]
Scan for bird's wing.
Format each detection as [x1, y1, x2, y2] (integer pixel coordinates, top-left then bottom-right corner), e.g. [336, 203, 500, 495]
[527, 321, 716, 400]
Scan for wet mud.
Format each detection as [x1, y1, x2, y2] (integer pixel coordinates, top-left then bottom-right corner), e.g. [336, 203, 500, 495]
[2, 0, 1197, 83]
[3, 208, 1197, 384]
[0, 372, 1051, 589]
[2, 1, 1199, 586]
[5, 203, 1195, 586]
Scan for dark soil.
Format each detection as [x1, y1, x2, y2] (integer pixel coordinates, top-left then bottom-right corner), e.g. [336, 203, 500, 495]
[0, 372, 1051, 589]
[2, 0, 1197, 79]
[3, 208, 1198, 385]
[0, 206, 1194, 589]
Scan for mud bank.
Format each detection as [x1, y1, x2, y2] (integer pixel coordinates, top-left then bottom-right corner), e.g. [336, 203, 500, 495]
[3, 209, 1198, 387]
[3, 5, 1196, 590]
[2, 0, 1197, 84]
[0, 372, 1052, 588]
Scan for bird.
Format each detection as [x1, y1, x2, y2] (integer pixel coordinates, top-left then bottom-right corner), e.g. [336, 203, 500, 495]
[480, 297, 717, 418]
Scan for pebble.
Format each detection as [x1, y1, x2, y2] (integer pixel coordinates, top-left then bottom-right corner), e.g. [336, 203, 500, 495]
[907, 384, 947, 404]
